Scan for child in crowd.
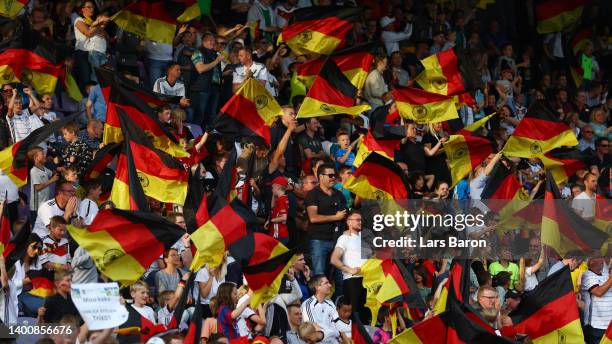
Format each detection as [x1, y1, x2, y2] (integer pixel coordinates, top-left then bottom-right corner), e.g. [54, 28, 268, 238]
[333, 296, 352, 340]
[130, 280, 157, 323]
[40, 216, 71, 271]
[334, 165, 353, 208]
[267, 176, 289, 245]
[76, 180, 101, 225]
[215, 282, 252, 340]
[156, 290, 175, 326]
[333, 129, 359, 171]
[57, 122, 93, 177]
[28, 147, 58, 223]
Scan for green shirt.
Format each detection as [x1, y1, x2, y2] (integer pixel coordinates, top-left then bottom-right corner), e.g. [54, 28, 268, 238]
[489, 261, 520, 289]
[581, 53, 593, 80]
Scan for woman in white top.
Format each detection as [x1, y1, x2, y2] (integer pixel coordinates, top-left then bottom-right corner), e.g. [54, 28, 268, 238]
[10, 234, 43, 318]
[74, 1, 109, 86]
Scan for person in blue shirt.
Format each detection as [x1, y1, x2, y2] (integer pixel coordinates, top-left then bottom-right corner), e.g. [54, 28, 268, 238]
[85, 81, 107, 123]
[333, 129, 359, 171]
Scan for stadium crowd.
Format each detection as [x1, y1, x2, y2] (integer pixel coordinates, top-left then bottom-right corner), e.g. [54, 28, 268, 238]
[0, 0, 610, 343]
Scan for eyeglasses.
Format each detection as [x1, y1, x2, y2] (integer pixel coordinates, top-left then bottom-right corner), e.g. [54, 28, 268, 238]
[321, 173, 336, 178]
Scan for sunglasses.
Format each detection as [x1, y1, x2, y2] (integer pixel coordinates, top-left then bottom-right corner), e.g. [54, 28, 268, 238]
[321, 173, 336, 178]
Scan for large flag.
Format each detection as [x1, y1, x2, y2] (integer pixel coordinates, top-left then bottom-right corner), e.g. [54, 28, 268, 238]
[432, 259, 472, 315]
[444, 134, 495, 187]
[0, 114, 75, 187]
[27, 269, 55, 298]
[182, 303, 204, 344]
[354, 105, 403, 167]
[502, 266, 583, 343]
[538, 147, 585, 185]
[110, 152, 150, 211]
[278, 6, 360, 55]
[594, 193, 612, 232]
[344, 153, 411, 203]
[111, 110, 188, 208]
[389, 313, 448, 343]
[0, 49, 62, 95]
[3, 223, 30, 268]
[0, 0, 28, 18]
[414, 49, 465, 96]
[97, 68, 187, 157]
[351, 313, 374, 344]
[393, 87, 459, 124]
[297, 58, 370, 118]
[502, 101, 578, 158]
[600, 322, 612, 344]
[231, 234, 298, 307]
[215, 78, 282, 146]
[297, 42, 375, 89]
[446, 296, 515, 344]
[190, 198, 257, 271]
[353, 131, 399, 168]
[535, 0, 586, 34]
[67, 209, 185, 286]
[541, 172, 608, 256]
[454, 113, 496, 136]
[116, 304, 168, 343]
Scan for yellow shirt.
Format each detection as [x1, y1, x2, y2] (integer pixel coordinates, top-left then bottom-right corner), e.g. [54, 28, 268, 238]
[571, 262, 588, 292]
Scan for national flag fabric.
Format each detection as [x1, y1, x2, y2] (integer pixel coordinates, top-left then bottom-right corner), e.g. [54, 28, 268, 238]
[229, 232, 290, 268]
[109, 152, 150, 211]
[369, 104, 406, 140]
[541, 172, 608, 257]
[502, 266, 583, 343]
[182, 165, 209, 232]
[278, 6, 360, 55]
[344, 153, 411, 202]
[3, 223, 30, 268]
[67, 209, 185, 286]
[97, 68, 187, 157]
[414, 49, 465, 96]
[361, 258, 411, 325]
[600, 321, 612, 344]
[81, 143, 121, 184]
[117, 304, 168, 343]
[352, 312, 374, 344]
[570, 64, 584, 89]
[0, 200, 11, 256]
[296, 42, 375, 89]
[432, 259, 472, 315]
[454, 113, 496, 136]
[182, 302, 204, 344]
[62, 70, 83, 102]
[0, 48, 63, 95]
[444, 134, 495, 187]
[241, 245, 297, 308]
[28, 269, 55, 298]
[480, 161, 531, 229]
[297, 58, 370, 118]
[176, 0, 211, 21]
[353, 131, 399, 168]
[0, 114, 75, 187]
[190, 198, 257, 271]
[393, 87, 459, 124]
[594, 193, 612, 232]
[502, 101, 578, 158]
[0, 0, 28, 18]
[114, 110, 189, 207]
[535, 0, 586, 34]
[389, 313, 447, 343]
[571, 26, 593, 56]
[446, 296, 515, 344]
[539, 147, 585, 184]
[215, 78, 282, 146]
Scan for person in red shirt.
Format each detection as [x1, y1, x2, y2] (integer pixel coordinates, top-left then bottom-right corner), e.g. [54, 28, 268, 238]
[267, 176, 290, 245]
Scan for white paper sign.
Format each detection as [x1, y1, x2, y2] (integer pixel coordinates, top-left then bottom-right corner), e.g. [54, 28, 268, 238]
[71, 283, 129, 330]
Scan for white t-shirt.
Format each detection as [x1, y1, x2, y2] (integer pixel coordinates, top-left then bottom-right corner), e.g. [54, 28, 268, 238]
[194, 267, 224, 305]
[572, 192, 596, 219]
[333, 318, 352, 339]
[0, 174, 19, 203]
[75, 18, 106, 53]
[40, 236, 71, 266]
[30, 166, 53, 211]
[132, 304, 157, 324]
[153, 77, 185, 97]
[335, 232, 366, 280]
[524, 266, 539, 292]
[581, 269, 612, 329]
[33, 198, 65, 238]
[233, 62, 271, 93]
[236, 294, 257, 337]
[77, 198, 99, 225]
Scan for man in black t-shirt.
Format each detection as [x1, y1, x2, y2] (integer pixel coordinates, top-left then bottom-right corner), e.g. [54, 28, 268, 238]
[396, 121, 427, 173]
[304, 163, 347, 292]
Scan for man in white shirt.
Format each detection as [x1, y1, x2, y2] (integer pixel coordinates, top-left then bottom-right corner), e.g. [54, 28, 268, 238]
[232, 47, 271, 93]
[581, 257, 612, 344]
[33, 181, 78, 238]
[330, 210, 369, 323]
[572, 172, 597, 221]
[380, 16, 413, 56]
[152, 62, 190, 108]
[7, 87, 39, 143]
[301, 275, 340, 342]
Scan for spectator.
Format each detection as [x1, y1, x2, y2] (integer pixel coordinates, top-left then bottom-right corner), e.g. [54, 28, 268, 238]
[129, 281, 156, 323]
[301, 275, 341, 342]
[79, 119, 103, 149]
[385, 51, 410, 88]
[247, 0, 279, 44]
[76, 180, 101, 225]
[84, 81, 107, 123]
[297, 118, 325, 173]
[39, 269, 79, 324]
[489, 248, 519, 290]
[189, 32, 225, 127]
[581, 257, 612, 344]
[364, 55, 389, 108]
[11, 234, 43, 318]
[153, 62, 190, 108]
[73, 1, 109, 90]
[7, 87, 38, 143]
[267, 176, 290, 245]
[578, 125, 596, 152]
[333, 129, 358, 171]
[40, 216, 71, 271]
[32, 180, 78, 238]
[380, 16, 412, 56]
[57, 122, 93, 177]
[216, 282, 252, 340]
[548, 250, 585, 276]
[28, 147, 58, 223]
[572, 172, 598, 221]
[233, 47, 271, 94]
[144, 40, 173, 90]
[285, 304, 305, 344]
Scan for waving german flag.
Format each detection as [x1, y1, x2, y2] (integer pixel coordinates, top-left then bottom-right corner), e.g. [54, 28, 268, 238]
[116, 303, 169, 343]
[0, 202, 11, 257]
[28, 269, 55, 298]
[344, 153, 411, 202]
[414, 49, 465, 96]
[539, 148, 585, 184]
[361, 258, 412, 324]
[215, 78, 282, 146]
[0, 0, 28, 18]
[230, 234, 297, 307]
[541, 172, 607, 257]
[111, 110, 188, 209]
[432, 259, 472, 315]
[354, 104, 405, 166]
[454, 113, 496, 136]
[352, 313, 374, 344]
[353, 132, 399, 168]
[279, 6, 360, 55]
[297, 42, 375, 89]
[0, 49, 62, 95]
[502, 266, 583, 343]
[68, 209, 185, 286]
[389, 313, 448, 343]
[480, 161, 530, 229]
[393, 87, 458, 124]
[535, 0, 586, 34]
[81, 143, 121, 184]
[445, 134, 495, 187]
[97, 68, 187, 158]
[297, 58, 370, 118]
[0, 114, 75, 187]
[601, 322, 612, 344]
[502, 101, 578, 158]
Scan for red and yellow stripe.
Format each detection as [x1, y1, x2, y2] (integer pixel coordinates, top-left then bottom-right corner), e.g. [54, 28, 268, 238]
[393, 87, 458, 124]
[110, 1, 178, 44]
[414, 49, 465, 96]
[0, 49, 62, 95]
[444, 134, 494, 187]
[536, 0, 585, 34]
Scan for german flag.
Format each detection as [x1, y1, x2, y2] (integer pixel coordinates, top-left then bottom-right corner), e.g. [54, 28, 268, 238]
[176, 0, 211, 21]
[241, 244, 297, 308]
[182, 303, 204, 344]
[570, 64, 584, 89]
[67, 209, 185, 286]
[28, 269, 55, 298]
[189, 198, 257, 271]
[297, 58, 370, 118]
[539, 148, 585, 184]
[432, 259, 472, 315]
[110, 152, 149, 211]
[594, 193, 611, 232]
[446, 296, 515, 344]
[444, 134, 495, 187]
[113, 110, 188, 208]
[414, 49, 465, 96]
[215, 78, 282, 146]
[454, 113, 496, 136]
[535, 0, 586, 34]
[571, 26, 593, 56]
[541, 172, 608, 257]
[116, 304, 168, 343]
[369, 104, 406, 140]
[182, 165, 209, 232]
[0, 48, 63, 95]
[353, 131, 399, 168]
[296, 42, 375, 89]
[600, 322, 612, 344]
[0, 114, 75, 187]
[81, 143, 121, 184]
[343, 152, 411, 202]
[278, 6, 360, 55]
[0, 0, 27, 18]
[393, 87, 459, 124]
[62, 68, 83, 102]
[3, 223, 30, 268]
[229, 232, 287, 267]
[502, 266, 583, 343]
[97, 68, 187, 158]
[389, 313, 447, 343]
[0, 200, 10, 256]
[480, 161, 531, 229]
[351, 313, 374, 344]
[361, 258, 412, 324]
[502, 101, 578, 158]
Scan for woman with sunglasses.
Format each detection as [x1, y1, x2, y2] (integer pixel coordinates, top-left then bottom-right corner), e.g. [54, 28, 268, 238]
[11, 233, 43, 318]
